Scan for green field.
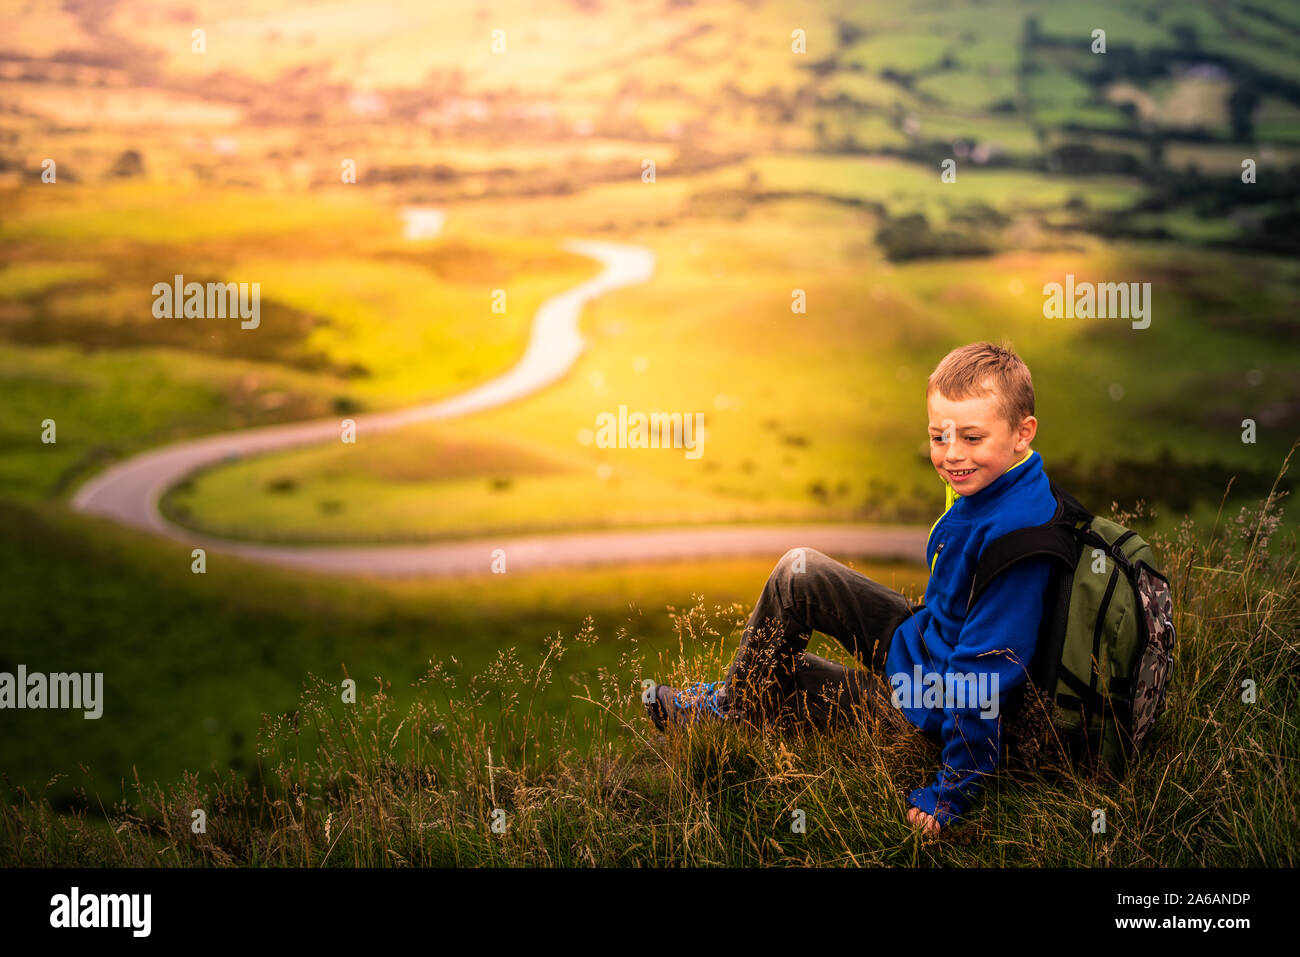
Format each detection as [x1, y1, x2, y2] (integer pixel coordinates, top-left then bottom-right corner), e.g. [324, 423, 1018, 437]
[0, 496, 927, 807]
[156, 228, 1300, 543]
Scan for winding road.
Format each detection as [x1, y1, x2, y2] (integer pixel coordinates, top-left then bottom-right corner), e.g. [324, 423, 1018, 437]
[71, 237, 927, 577]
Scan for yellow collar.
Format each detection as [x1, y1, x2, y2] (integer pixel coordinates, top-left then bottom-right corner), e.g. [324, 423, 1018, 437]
[941, 449, 1033, 507]
[930, 450, 1034, 545]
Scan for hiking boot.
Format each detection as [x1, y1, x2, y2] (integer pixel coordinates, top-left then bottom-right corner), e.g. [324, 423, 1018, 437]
[643, 680, 732, 731]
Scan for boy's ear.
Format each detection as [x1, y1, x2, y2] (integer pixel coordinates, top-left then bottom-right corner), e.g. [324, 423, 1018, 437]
[1015, 415, 1038, 451]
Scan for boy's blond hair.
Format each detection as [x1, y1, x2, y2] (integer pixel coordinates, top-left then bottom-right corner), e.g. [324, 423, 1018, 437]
[927, 342, 1035, 429]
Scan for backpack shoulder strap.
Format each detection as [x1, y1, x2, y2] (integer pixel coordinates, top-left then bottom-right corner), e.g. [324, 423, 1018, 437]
[1046, 478, 1092, 524]
[966, 484, 1092, 612]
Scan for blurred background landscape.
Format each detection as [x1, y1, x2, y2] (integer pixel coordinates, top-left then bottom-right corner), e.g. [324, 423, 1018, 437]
[1, 0, 1297, 811]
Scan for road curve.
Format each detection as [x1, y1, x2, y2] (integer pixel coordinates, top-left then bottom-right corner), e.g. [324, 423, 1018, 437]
[71, 237, 927, 577]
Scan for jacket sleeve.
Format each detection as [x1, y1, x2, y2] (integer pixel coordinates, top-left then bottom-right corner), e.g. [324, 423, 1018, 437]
[908, 557, 1051, 827]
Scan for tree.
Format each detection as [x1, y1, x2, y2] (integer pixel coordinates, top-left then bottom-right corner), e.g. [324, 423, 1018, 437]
[1228, 82, 1261, 141]
[110, 149, 144, 178]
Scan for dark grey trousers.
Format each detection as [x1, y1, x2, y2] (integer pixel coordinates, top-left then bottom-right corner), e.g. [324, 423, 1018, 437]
[722, 547, 924, 731]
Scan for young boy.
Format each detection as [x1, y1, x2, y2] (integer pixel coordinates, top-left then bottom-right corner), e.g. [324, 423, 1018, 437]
[644, 342, 1056, 835]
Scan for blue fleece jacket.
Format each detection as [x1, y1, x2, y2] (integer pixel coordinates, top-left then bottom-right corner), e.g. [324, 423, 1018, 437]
[885, 450, 1055, 827]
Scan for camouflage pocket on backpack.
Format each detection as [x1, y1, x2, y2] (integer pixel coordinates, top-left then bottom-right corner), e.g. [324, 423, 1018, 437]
[1130, 565, 1175, 748]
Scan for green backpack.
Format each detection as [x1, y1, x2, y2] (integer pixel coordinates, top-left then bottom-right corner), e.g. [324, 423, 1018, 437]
[968, 481, 1177, 775]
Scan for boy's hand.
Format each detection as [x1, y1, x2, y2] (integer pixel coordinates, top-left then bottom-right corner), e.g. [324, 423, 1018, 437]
[907, 806, 941, 836]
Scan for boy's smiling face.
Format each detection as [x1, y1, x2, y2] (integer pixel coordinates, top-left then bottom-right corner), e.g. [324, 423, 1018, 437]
[927, 385, 1037, 496]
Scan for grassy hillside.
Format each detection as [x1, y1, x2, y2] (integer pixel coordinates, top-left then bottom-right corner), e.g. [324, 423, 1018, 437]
[2, 469, 1294, 866]
[2, 0, 1298, 866]
[0, 494, 927, 809]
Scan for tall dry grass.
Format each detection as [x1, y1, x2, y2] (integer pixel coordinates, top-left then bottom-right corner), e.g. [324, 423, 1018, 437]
[2, 450, 1296, 866]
